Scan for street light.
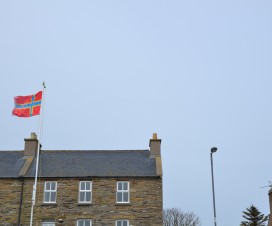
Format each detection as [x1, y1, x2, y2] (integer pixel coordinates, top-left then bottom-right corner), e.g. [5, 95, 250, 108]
[210, 147, 218, 226]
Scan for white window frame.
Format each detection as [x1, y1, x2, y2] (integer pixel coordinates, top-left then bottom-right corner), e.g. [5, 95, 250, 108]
[116, 220, 129, 226]
[78, 181, 92, 203]
[43, 181, 57, 203]
[77, 219, 92, 226]
[116, 181, 130, 203]
[41, 221, 55, 226]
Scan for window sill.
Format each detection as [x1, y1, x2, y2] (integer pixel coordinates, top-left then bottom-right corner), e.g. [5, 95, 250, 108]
[41, 203, 57, 206]
[77, 203, 92, 206]
[115, 203, 131, 206]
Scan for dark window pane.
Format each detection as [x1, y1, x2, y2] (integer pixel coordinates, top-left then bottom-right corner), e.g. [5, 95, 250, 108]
[123, 192, 128, 202]
[116, 221, 121, 226]
[51, 192, 56, 202]
[118, 182, 122, 190]
[78, 221, 84, 226]
[123, 182, 128, 190]
[86, 192, 91, 202]
[86, 182, 90, 190]
[79, 192, 85, 202]
[85, 220, 90, 226]
[45, 182, 50, 190]
[123, 221, 128, 226]
[51, 182, 56, 190]
[44, 192, 50, 202]
[117, 192, 122, 202]
[80, 182, 85, 190]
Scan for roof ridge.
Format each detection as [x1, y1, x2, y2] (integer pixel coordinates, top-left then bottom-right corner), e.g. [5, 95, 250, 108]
[0, 150, 23, 152]
[40, 149, 149, 152]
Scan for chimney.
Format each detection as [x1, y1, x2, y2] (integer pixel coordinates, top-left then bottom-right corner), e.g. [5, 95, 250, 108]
[149, 133, 161, 157]
[24, 132, 39, 157]
[268, 189, 272, 226]
[149, 133, 162, 177]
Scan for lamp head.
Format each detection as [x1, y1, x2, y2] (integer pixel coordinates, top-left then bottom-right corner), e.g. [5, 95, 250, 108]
[211, 147, 217, 153]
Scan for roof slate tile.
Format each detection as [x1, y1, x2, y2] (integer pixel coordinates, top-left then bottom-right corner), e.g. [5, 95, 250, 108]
[0, 150, 158, 178]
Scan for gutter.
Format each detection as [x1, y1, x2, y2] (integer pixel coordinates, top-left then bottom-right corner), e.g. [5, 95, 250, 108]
[18, 177, 24, 226]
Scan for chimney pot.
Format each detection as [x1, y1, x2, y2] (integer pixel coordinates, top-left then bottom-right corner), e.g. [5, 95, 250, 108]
[153, 133, 157, 140]
[30, 132, 37, 139]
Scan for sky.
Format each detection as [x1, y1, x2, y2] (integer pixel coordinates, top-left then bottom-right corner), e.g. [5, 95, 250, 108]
[0, 1, 272, 225]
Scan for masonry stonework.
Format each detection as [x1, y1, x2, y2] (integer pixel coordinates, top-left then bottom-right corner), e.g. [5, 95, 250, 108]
[2, 177, 162, 226]
[0, 179, 22, 225]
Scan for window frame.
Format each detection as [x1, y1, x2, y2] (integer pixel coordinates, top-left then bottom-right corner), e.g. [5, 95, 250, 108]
[41, 220, 55, 226]
[43, 181, 57, 203]
[116, 220, 129, 226]
[77, 219, 92, 226]
[78, 181, 92, 204]
[116, 181, 130, 204]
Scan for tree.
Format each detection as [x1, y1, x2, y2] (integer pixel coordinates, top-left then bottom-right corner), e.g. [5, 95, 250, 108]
[240, 204, 268, 226]
[163, 208, 201, 226]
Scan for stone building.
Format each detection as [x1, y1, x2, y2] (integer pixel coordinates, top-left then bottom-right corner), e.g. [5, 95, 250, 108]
[0, 133, 163, 226]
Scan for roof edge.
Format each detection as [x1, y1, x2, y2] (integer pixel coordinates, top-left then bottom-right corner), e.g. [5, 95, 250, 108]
[0, 175, 161, 179]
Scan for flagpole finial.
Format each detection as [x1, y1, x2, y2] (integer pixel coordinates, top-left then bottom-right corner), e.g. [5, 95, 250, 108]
[42, 81, 46, 88]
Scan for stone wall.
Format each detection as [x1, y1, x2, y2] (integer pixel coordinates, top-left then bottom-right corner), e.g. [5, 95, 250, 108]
[0, 178, 22, 226]
[1, 177, 162, 226]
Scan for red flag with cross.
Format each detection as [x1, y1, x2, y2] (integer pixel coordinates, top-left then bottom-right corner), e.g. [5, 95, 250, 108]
[12, 91, 43, 117]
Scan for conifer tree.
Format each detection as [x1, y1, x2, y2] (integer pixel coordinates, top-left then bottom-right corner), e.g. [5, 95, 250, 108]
[240, 205, 268, 226]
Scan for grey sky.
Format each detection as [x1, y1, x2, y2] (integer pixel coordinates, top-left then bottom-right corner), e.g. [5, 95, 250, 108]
[1, 1, 272, 225]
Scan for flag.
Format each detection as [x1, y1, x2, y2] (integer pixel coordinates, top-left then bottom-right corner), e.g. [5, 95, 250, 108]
[12, 91, 43, 117]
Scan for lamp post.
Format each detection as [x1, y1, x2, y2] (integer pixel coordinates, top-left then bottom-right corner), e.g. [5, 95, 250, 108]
[210, 147, 218, 226]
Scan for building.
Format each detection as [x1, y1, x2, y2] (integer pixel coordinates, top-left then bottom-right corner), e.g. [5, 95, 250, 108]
[0, 133, 163, 226]
[268, 189, 272, 226]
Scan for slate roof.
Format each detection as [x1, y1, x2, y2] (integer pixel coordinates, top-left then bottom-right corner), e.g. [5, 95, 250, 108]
[0, 150, 158, 178]
[0, 151, 25, 178]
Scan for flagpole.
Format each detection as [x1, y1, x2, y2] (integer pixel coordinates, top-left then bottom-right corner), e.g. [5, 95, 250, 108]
[30, 82, 46, 226]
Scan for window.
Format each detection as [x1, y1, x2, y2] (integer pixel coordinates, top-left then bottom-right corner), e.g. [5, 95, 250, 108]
[77, 219, 92, 226]
[116, 220, 129, 226]
[43, 181, 57, 203]
[79, 181, 92, 203]
[42, 221, 55, 226]
[116, 181, 129, 203]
